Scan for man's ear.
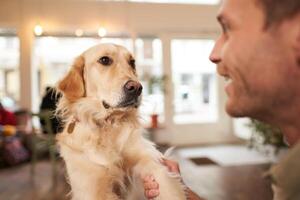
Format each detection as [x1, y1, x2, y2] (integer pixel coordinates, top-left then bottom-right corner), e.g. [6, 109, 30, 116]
[58, 55, 85, 102]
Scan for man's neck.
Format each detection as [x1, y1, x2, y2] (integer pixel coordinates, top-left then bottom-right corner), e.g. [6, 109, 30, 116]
[271, 103, 300, 147]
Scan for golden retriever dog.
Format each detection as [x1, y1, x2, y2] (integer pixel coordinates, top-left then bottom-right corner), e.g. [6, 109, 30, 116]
[56, 43, 186, 200]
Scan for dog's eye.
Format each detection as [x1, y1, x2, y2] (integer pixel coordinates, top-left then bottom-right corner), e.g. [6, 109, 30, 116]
[98, 56, 113, 66]
[129, 59, 136, 69]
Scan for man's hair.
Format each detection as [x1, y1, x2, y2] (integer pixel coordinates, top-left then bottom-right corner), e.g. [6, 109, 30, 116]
[257, 0, 300, 27]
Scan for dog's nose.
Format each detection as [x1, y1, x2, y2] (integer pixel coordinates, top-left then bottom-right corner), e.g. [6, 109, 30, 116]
[124, 80, 143, 96]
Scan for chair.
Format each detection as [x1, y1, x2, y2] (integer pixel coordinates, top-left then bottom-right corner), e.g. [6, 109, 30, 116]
[30, 110, 58, 185]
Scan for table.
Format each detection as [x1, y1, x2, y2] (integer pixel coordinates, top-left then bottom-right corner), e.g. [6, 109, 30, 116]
[181, 163, 273, 200]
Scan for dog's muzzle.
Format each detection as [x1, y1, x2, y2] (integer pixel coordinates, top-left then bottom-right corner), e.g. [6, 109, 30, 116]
[102, 80, 143, 109]
[117, 80, 143, 108]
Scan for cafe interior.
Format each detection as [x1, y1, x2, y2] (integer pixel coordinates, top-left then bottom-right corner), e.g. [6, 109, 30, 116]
[0, 0, 289, 199]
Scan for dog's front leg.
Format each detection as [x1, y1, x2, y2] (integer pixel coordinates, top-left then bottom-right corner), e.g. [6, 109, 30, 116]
[62, 148, 124, 200]
[131, 157, 187, 200]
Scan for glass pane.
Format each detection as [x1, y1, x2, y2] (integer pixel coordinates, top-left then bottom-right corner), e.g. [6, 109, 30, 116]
[135, 38, 164, 126]
[0, 35, 20, 110]
[171, 39, 217, 124]
[32, 36, 133, 111]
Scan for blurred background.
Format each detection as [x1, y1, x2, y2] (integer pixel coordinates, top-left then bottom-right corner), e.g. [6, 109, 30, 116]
[0, 0, 287, 199]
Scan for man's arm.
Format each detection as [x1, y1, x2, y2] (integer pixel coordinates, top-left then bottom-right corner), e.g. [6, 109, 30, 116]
[143, 159, 206, 200]
[185, 187, 205, 200]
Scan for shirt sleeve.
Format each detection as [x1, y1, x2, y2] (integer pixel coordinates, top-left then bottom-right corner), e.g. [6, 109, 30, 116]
[268, 143, 300, 200]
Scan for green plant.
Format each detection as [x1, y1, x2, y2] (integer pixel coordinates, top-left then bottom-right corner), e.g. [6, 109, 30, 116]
[248, 119, 287, 153]
[148, 75, 167, 95]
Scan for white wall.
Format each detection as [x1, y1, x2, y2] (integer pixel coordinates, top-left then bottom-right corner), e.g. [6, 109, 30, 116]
[0, 0, 238, 145]
[0, 0, 220, 34]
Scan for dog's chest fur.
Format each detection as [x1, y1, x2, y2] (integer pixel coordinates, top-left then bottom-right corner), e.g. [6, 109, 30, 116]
[57, 119, 142, 199]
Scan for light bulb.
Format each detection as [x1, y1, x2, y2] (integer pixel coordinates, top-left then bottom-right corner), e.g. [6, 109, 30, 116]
[34, 24, 43, 36]
[75, 29, 83, 37]
[98, 27, 107, 37]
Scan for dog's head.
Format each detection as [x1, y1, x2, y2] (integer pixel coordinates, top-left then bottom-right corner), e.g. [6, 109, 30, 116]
[58, 43, 142, 111]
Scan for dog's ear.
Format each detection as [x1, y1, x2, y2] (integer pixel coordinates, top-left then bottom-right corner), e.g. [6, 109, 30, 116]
[58, 55, 85, 102]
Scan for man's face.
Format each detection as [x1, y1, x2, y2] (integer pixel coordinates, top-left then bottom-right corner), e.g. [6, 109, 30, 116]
[210, 0, 299, 120]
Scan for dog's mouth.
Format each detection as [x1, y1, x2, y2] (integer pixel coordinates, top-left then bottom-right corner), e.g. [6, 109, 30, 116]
[117, 98, 140, 108]
[102, 98, 140, 110]
[102, 101, 111, 109]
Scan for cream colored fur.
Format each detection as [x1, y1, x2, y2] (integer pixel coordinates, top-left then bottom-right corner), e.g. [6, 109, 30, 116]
[56, 43, 186, 200]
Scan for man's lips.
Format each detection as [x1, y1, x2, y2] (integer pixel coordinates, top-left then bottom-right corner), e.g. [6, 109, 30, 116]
[223, 75, 233, 94]
[224, 75, 232, 84]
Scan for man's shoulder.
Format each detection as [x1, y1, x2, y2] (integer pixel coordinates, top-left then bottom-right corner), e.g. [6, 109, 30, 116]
[269, 143, 300, 199]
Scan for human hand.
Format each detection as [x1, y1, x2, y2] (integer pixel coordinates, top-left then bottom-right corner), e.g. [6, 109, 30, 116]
[161, 158, 181, 175]
[143, 158, 182, 199]
[143, 174, 160, 199]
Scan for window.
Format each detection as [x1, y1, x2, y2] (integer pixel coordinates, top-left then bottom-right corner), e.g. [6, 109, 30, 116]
[32, 36, 133, 111]
[0, 34, 20, 109]
[171, 39, 217, 124]
[32, 36, 165, 124]
[135, 38, 164, 125]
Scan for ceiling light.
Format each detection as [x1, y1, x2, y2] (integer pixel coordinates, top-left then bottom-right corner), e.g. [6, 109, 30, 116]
[75, 29, 84, 37]
[34, 24, 43, 36]
[98, 27, 107, 37]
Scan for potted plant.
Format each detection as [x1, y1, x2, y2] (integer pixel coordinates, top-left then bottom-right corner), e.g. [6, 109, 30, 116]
[248, 119, 287, 154]
[147, 75, 167, 129]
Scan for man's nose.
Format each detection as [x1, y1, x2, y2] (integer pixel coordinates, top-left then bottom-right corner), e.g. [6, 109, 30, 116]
[209, 38, 222, 64]
[209, 51, 221, 64]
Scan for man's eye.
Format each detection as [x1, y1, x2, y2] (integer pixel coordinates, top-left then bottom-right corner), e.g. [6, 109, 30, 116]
[98, 56, 113, 66]
[129, 59, 136, 69]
